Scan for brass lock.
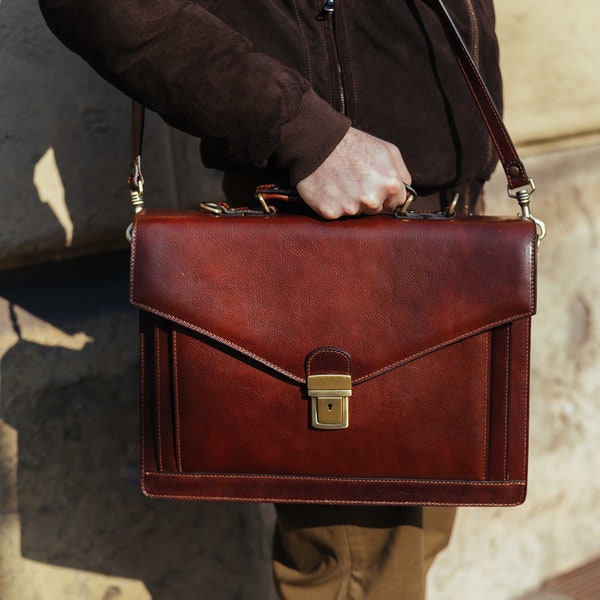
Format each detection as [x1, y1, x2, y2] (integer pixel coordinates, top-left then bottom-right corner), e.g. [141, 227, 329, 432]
[307, 374, 351, 430]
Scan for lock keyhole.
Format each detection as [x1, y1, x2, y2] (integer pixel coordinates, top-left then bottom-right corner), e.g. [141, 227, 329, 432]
[328, 403, 333, 411]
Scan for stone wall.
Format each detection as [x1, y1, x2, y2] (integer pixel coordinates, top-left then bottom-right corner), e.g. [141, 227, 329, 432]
[428, 144, 600, 600]
[1, 0, 599, 598]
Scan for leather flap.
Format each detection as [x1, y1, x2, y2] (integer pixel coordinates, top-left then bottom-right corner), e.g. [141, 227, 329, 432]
[130, 209, 536, 384]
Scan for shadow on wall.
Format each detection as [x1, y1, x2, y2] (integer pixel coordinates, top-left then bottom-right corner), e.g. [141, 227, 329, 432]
[0, 0, 130, 269]
[0, 255, 277, 599]
[0, 0, 222, 272]
[2, 1, 272, 596]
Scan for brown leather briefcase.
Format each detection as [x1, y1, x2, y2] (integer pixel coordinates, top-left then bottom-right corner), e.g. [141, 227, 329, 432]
[127, 0, 545, 506]
[130, 206, 537, 506]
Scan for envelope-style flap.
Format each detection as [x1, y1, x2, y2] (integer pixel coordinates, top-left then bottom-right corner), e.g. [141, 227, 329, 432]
[130, 209, 536, 384]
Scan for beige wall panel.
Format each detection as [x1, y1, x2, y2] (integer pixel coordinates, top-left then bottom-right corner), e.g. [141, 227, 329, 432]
[496, 1, 600, 145]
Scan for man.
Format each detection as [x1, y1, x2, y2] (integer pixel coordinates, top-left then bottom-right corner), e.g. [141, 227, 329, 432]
[38, 1, 501, 597]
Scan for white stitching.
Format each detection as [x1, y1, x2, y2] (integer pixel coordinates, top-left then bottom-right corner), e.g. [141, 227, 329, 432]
[482, 332, 490, 480]
[354, 314, 533, 384]
[503, 328, 510, 479]
[132, 300, 533, 385]
[154, 326, 163, 472]
[141, 473, 527, 506]
[140, 328, 146, 474]
[143, 472, 526, 486]
[306, 348, 351, 376]
[173, 329, 183, 473]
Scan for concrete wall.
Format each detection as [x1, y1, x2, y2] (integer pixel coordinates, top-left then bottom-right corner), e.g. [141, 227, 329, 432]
[0, 0, 223, 271]
[1, 0, 599, 598]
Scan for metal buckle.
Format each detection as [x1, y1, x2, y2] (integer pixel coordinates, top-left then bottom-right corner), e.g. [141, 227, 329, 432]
[395, 183, 418, 216]
[126, 155, 144, 243]
[307, 374, 351, 430]
[394, 186, 458, 220]
[507, 178, 547, 245]
[199, 201, 277, 217]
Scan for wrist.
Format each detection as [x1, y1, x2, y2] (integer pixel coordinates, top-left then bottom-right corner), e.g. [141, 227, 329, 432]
[273, 89, 351, 185]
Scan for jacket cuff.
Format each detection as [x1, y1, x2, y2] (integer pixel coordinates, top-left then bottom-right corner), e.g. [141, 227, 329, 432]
[274, 89, 351, 185]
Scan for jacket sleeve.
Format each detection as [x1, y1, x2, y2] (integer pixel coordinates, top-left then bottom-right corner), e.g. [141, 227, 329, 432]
[38, 0, 350, 183]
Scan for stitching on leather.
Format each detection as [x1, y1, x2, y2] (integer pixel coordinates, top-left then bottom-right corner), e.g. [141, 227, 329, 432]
[142, 473, 527, 506]
[306, 348, 351, 376]
[355, 313, 533, 383]
[141, 494, 526, 507]
[173, 329, 183, 473]
[129, 228, 137, 302]
[482, 332, 490, 481]
[131, 226, 536, 384]
[154, 327, 163, 472]
[502, 328, 510, 479]
[522, 324, 531, 479]
[140, 329, 146, 474]
[445, 29, 535, 191]
[530, 232, 536, 307]
[133, 300, 532, 385]
[134, 302, 305, 383]
[449, 41, 517, 179]
[145, 472, 526, 486]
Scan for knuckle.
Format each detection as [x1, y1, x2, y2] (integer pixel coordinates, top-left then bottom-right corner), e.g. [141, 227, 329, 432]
[362, 197, 380, 210]
[386, 143, 402, 161]
[321, 207, 341, 220]
[343, 205, 361, 217]
[360, 196, 382, 212]
[386, 180, 402, 196]
[360, 200, 384, 215]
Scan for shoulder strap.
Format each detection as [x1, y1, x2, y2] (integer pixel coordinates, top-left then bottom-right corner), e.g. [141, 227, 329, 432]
[128, 0, 539, 222]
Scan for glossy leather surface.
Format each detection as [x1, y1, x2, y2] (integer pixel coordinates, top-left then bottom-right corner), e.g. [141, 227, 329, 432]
[131, 209, 536, 506]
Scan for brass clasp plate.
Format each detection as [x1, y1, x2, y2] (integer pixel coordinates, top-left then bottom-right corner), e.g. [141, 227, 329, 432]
[307, 374, 352, 430]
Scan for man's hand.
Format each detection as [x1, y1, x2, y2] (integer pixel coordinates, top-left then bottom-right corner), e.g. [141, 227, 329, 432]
[296, 127, 412, 219]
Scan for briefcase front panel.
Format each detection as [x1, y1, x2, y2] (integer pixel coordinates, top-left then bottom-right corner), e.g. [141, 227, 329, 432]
[131, 209, 536, 506]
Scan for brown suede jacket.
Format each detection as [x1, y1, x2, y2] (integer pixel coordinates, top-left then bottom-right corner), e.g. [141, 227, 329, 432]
[39, 0, 501, 191]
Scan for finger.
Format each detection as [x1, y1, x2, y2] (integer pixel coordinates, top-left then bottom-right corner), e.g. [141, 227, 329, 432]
[358, 190, 386, 215]
[381, 179, 410, 213]
[361, 204, 384, 216]
[388, 144, 412, 186]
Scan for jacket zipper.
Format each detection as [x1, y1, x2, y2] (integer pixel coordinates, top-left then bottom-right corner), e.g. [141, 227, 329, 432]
[316, 0, 347, 115]
[463, 0, 481, 68]
[316, 0, 335, 20]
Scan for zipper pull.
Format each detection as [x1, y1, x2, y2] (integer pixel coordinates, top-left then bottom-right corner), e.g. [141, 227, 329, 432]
[316, 0, 335, 20]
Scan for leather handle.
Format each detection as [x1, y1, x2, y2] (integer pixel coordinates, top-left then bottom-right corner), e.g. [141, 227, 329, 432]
[129, 0, 531, 199]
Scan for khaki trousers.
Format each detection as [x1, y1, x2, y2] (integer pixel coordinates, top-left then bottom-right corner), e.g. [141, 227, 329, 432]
[272, 505, 456, 600]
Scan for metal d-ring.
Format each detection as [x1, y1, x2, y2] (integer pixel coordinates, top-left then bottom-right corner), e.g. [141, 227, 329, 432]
[396, 184, 418, 216]
[255, 192, 277, 215]
[446, 192, 460, 217]
[199, 202, 227, 215]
